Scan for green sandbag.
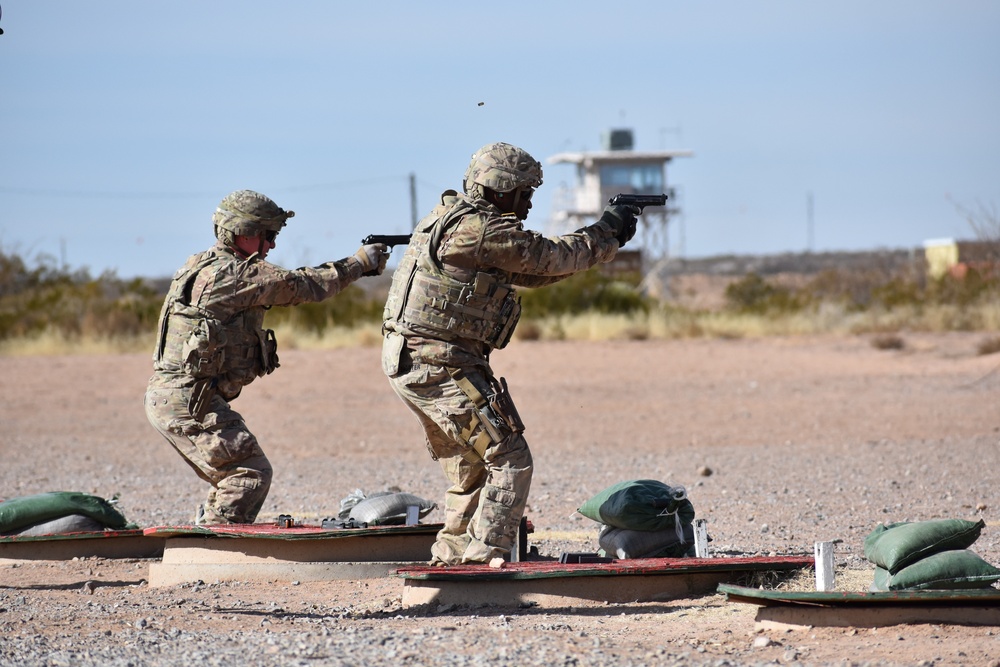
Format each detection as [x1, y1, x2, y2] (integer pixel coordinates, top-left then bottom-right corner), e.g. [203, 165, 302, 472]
[0, 492, 130, 534]
[598, 522, 696, 559]
[864, 518, 985, 574]
[871, 549, 1000, 591]
[578, 480, 695, 532]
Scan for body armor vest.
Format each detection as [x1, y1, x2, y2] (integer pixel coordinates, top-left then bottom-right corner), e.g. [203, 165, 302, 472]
[384, 194, 521, 351]
[152, 249, 277, 398]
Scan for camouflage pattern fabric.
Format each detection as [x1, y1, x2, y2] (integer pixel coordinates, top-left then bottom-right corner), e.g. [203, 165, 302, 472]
[386, 364, 532, 564]
[212, 189, 294, 237]
[463, 142, 543, 195]
[145, 388, 272, 524]
[383, 190, 620, 372]
[146, 240, 367, 524]
[382, 162, 621, 564]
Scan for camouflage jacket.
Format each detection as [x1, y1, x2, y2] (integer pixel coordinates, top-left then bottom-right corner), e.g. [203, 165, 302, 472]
[383, 190, 619, 370]
[149, 241, 365, 400]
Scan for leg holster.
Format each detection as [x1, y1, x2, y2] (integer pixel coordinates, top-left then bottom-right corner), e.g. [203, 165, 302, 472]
[448, 369, 524, 464]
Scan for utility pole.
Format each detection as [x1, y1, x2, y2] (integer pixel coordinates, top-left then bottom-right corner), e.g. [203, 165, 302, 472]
[807, 192, 815, 252]
[409, 173, 418, 230]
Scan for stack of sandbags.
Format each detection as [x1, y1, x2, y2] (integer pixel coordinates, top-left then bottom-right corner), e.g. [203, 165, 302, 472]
[865, 518, 1000, 591]
[0, 492, 132, 536]
[577, 479, 696, 559]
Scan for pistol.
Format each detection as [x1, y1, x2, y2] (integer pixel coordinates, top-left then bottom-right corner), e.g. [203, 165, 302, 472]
[362, 234, 412, 248]
[608, 193, 668, 212]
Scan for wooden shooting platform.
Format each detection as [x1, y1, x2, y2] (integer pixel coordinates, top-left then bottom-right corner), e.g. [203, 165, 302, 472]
[145, 522, 441, 587]
[398, 555, 814, 609]
[719, 583, 1000, 630]
[0, 529, 165, 562]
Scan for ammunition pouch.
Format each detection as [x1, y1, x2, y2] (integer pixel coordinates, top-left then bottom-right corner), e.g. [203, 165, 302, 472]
[187, 377, 217, 421]
[257, 328, 279, 375]
[488, 288, 521, 350]
[382, 330, 406, 377]
[488, 377, 525, 434]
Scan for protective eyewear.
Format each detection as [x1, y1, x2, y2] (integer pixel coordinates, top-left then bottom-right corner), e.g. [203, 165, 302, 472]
[264, 230, 278, 242]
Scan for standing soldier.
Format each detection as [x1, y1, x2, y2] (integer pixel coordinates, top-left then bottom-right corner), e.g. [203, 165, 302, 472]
[382, 142, 639, 565]
[145, 189, 389, 525]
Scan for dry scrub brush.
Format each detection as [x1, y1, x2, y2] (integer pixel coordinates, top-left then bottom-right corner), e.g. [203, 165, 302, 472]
[2, 248, 998, 355]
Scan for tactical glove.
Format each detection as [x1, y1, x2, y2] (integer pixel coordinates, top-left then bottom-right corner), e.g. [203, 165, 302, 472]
[355, 243, 389, 276]
[599, 205, 639, 248]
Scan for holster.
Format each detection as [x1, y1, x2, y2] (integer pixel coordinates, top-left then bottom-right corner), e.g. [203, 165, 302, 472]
[448, 370, 524, 464]
[488, 377, 525, 434]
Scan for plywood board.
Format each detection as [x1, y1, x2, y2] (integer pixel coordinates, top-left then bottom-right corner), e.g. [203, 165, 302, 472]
[718, 583, 1000, 629]
[145, 522, 442, 587]
[399, 555, 813, 608]
[0, 529, 164, 561]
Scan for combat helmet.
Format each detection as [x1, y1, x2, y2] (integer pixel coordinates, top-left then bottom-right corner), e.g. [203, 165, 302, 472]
[463, 142, 543, 196]
[212, 190, 295, 238]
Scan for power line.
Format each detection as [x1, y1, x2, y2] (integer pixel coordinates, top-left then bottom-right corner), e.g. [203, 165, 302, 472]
[0, 186, 215, 200]
[0, 175, 414, 200]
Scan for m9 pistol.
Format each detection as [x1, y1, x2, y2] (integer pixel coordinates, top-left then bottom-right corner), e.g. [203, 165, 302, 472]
[361, 234, 412, 248]
[359, 234, 412, 276]
[608, 193, 668, 212]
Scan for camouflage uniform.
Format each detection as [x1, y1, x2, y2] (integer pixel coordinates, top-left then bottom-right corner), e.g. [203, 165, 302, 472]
[145, 190, 379, 524]
[382, 143, 623, 564]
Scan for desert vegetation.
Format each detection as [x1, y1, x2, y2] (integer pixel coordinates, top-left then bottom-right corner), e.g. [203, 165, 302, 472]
[1, 245, 998, 356]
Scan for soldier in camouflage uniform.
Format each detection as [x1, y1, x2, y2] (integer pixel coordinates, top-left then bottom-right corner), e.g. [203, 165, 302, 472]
[382, 142, 639, 565]
[145, 189, 390, 525]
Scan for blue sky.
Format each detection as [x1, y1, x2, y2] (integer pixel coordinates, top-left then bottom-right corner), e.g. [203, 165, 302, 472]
[1, 1, 998, 279]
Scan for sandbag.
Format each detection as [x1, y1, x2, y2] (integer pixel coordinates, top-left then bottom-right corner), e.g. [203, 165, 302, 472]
[348, 492, 436, 525]
[871, 549, 1000, 591]
[0, 492, 130, 534]
[578, 480, 695, 532]
[13, 514, 107, 536]
[864, 518, 985, 574]
[337, 489, 392, 520]
[598, 522, 696, 559]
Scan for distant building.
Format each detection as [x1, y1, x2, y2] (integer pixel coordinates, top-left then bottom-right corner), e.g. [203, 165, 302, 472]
[923, 238, 960, 280]
[546, 128, 692, 274]
[924, 238, 1000, 280]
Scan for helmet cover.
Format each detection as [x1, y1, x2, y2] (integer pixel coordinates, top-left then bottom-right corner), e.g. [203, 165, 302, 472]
[463, 142, 543, 195]
[212, 190, 295, 237]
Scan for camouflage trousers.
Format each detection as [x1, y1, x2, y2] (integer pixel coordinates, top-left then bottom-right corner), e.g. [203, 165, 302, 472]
[144, 384, 272, 524]
[387, 363, 532, 565]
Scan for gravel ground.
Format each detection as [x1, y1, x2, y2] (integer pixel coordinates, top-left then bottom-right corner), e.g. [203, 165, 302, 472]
[2, 333, 999, 666]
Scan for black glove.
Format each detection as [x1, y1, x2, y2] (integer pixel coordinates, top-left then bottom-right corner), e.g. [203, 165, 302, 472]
[599, 205, 639, 247]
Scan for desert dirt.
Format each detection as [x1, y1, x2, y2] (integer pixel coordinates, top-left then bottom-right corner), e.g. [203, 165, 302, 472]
[1, 333, 999, 666]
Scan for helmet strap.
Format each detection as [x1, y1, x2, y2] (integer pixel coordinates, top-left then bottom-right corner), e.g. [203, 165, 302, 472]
[510, 189, 523, 212]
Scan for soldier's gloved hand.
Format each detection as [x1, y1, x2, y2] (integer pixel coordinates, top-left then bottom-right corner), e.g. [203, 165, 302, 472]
[355, 243, 389, 276]
[599, 205, 640, 247]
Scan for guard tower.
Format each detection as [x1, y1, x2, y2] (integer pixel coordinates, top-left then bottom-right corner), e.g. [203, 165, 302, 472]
[546, 129, 692, 270]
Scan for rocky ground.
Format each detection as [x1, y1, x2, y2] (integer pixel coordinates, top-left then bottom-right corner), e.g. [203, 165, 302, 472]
[2, 333, 999, 666]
